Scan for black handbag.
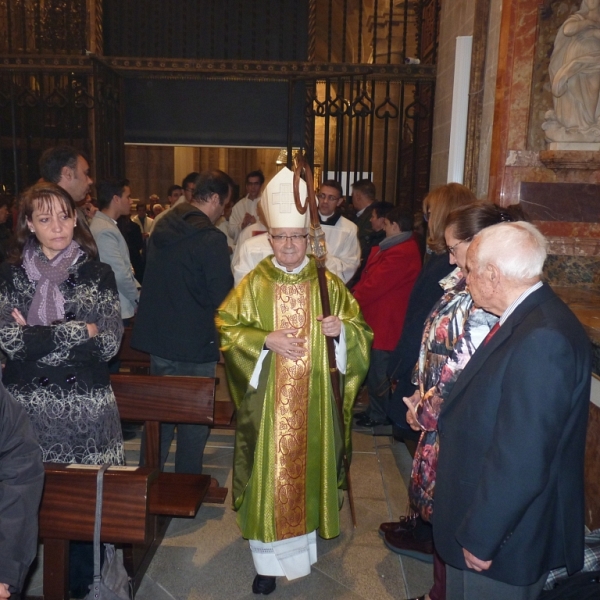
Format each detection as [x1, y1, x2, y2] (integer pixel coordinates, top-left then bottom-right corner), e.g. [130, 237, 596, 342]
[539, 570, 600, 600]
[85, 465, 132, 600]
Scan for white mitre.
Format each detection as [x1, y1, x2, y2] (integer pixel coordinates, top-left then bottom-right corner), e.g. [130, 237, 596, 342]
[261, 167, 309, 229]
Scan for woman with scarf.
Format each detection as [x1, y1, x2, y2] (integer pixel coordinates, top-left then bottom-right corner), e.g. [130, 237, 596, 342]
[0, 181, 124, 464]
[0, 182, 124, 596]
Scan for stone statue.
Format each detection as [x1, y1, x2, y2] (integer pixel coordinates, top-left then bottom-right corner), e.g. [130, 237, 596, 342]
[543, 0, 600, 144]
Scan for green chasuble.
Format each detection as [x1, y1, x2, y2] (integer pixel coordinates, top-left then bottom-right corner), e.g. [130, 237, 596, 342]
[216, 256, 372, 543]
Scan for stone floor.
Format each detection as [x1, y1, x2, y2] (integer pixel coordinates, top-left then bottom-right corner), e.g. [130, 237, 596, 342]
[24, 395, 433, 600]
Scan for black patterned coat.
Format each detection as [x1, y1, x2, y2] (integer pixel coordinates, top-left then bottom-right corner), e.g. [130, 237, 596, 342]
[0, 251, 124, 465]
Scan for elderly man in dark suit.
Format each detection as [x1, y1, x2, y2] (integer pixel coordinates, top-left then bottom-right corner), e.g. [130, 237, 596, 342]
[434, 221, 591, 600]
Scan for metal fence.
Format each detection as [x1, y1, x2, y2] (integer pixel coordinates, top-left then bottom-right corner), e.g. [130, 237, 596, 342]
[0, 0, 438, 211]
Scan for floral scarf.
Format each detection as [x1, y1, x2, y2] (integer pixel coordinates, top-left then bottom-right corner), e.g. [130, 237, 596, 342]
[408, 267, 498, 521]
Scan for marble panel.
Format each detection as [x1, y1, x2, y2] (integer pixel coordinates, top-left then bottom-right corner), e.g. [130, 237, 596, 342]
[506, 2, 540, 151]
[542, 226, 600, 243]
[519, 182, 600, 222]
[533, 147, 600, 171]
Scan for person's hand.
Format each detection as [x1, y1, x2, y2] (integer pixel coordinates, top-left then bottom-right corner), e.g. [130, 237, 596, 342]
[265, 328, 307, 359]
[87, 323, 99, 338]
[402, 391, 423, 431]
[11, 308, 26, 326]
[463, 548, 492, 572]
[317, 315, 341, 338]
[241, 213, 257, 229]
[0, 582, 11, 598]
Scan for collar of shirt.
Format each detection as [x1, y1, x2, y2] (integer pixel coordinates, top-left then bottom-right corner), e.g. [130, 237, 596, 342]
[319, 210, 342, 226]
[271, 255, 309, 274]
[355, 207, 366, 218]
[499, 281, 543, 325]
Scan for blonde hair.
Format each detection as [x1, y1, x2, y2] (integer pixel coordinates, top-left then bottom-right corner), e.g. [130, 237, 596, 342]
[423, 183, 476, 253]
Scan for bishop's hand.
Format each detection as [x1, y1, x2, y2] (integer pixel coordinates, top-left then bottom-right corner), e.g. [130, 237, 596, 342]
[265, 328, 307, 359]
[317, 315, 341, 338]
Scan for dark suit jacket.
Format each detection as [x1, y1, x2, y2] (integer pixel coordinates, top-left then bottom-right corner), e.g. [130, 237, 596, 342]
[386, 251, 453, 427]
[346, 204, 383, 288]
[434, 284, 591, 586]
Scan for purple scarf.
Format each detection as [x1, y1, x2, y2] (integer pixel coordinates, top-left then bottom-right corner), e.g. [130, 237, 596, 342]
[22, 239, 83, 326]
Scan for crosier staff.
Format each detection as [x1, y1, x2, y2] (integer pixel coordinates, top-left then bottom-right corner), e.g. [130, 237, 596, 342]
[292, 155, 357, 528]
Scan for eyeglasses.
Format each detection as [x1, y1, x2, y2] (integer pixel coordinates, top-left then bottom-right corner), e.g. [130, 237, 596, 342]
[447, 239, 468, 256]
[269, 234, 309, 242]
[317, 193, 341, 202]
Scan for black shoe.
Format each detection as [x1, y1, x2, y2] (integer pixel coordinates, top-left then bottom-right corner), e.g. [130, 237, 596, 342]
[357, 416, 391, 428]
[353, 410, 369, 421]
[252, 575, 276, 595]
[378, 515, 418, 537]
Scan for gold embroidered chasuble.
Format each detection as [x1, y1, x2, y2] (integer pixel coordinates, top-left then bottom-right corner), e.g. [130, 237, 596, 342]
[216, 257, 372, 543]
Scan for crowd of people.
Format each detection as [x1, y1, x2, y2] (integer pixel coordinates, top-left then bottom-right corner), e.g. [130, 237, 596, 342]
[0, 146, 592, 600]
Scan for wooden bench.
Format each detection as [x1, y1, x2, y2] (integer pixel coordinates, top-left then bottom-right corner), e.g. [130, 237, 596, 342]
[115, 328, 236, 428]
[36, 373, 229, 599]
[39, 464, 155, 600]
[110, 374, 228, 591]
[117, 326, 151, 375]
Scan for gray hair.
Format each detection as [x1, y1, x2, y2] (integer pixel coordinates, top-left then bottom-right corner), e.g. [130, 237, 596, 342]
[473, 221, 547, 280]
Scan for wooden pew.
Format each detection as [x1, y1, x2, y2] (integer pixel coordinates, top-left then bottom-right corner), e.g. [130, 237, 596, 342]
[110, 374, 228, 592]
[115, 329, 236, 428]
[39, 464, 155, 600]
[116, 326, 151, 374]
[36, 374, 228, 599]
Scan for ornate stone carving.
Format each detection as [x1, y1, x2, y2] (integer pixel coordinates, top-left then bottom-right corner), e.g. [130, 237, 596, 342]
[543, 0, 600, 145]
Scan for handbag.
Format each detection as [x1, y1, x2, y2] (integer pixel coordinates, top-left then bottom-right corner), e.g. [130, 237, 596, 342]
[85, 464, 132, 600]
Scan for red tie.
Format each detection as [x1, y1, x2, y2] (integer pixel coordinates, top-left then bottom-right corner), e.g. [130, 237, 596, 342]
[483, 322, 501, 346]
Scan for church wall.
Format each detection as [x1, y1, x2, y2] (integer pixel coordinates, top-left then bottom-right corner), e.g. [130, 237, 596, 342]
[486, 0, 600, 295]
[429, 0, 476, 189]
[476, 0, 502, 199]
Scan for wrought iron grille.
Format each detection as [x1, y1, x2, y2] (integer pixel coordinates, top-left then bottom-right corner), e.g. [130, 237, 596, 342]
[0, 0, 439, 212]
[298, 73, 434, 209]
[0, 0, 88, 54]
[0, 57, 123, 193]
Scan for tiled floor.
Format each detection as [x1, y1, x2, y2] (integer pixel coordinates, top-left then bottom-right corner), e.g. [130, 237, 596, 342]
[24, 399, 433, 599]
